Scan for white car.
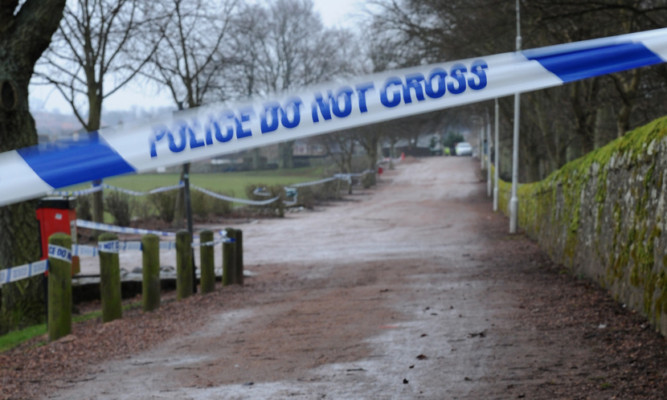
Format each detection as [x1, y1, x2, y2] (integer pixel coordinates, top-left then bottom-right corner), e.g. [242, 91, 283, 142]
[454, 142, 473, 156]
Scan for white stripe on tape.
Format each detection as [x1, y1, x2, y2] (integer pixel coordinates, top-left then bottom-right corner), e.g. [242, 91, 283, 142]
[159, 241, 177, 251]
[0, 260, 49, 286]
[0, 29, 664, 207]
[73, 244, 99, 257]
[75, 219, 177, 237]
[47, 244, 72, 263]
[191, 185, 280, 206]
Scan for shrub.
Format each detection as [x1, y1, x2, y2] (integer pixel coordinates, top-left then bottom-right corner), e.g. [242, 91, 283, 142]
[245, 184, 285, 217]
[208, 196, 233, 217]
[104, 191, 132, 226]
[186, 188, 234, 219]
[76, 194, 92, 221]
[190, 190, 213, 219]
[131, 196, 153, 221]
[318, 180, 342, 201]
[362, 171, 376, 188]
[295, 186, 315, 209]
[148, 191, 177, 223]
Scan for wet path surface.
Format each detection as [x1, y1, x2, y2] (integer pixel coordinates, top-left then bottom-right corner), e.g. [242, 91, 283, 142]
[40, 157, 666, 400]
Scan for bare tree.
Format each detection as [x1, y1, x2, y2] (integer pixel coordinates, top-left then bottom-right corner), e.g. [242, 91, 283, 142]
[320, 131, 357, 184]
[0, 0, 66, 333]
[148, 0, 238, 108]
[143, 0, 239, 227]
[228, 0, 361, 169]
[36, 0, 162, 223]
[366, 0, 667, 181]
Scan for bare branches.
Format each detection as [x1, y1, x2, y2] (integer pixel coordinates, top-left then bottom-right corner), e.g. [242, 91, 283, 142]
[143, 0, 238, 108]
[36, 0, 161, 131]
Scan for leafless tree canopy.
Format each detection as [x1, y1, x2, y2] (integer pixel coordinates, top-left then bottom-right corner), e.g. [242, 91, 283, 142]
[366, 0, 667, 181]
[37, 0, 159, 131]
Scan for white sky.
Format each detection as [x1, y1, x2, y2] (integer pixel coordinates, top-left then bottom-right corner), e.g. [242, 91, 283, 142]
[30, 0, 365, 114]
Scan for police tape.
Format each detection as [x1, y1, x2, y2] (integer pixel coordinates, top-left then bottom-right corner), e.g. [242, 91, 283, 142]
[0, 233, 233, 285]
[0, 260, 48, 286]
[75, 219, 177, 237]
[55, 172, 364, 205]
[102, 182, 185, 196]
[190, 184, 281, 206]
[72, 236, 231, 257]
[1, 29, 665, 207]
[51, 185, 103, 197]
[74, 220, 231, 249]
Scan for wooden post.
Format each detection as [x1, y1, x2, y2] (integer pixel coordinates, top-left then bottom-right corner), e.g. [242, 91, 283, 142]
[222, 228, 234, 286]
[199, 230, 215, 294]
[99, 233, 122, 322]
[235, 229, 244, 286]
[176, 230, 193, 300]
[47, 233, 72, 341]
[142, 234, 160, 311]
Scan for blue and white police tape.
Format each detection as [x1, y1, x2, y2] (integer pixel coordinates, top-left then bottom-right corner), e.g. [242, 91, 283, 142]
[48, 244, 72, 263]
[102, 182, 184, 197]
[51, 184, 103, 197]
[190, 184, 281, 206]
[72, 236, 230, 257]
[1, 28, 665, 207]
[75, 219, 177, 237]
[192, 236, 234, 248]
[0, 260, 48, 286]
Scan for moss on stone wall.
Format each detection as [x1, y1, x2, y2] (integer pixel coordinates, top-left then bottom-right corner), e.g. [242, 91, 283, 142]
[494, 116, 667, 335]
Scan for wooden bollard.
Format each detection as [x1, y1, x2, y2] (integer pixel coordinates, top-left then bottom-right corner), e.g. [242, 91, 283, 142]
[47, 233, 72, 341]
[142, 234, 160, 311]
[176, 230, 193, 300]
[235, 229, 244, 286]
[222, 228, 234, 286]
[99, 233, 122, 322]
[199, 230, 215, 294]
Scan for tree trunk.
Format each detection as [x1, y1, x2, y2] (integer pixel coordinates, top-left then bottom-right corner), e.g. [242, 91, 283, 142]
[87, 94, 105, 224]
[0, 0, 67, 333]
[0, 72, 42, 332]
[279, 141, 294, 169]
[251, 148, 262, 170]
[172, 166, 186, 229]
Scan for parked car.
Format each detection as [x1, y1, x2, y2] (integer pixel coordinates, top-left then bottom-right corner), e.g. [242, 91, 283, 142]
[454, 142, 472, 156]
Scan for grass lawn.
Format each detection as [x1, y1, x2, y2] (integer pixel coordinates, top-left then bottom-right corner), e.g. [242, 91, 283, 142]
[72, 165, 328, 199]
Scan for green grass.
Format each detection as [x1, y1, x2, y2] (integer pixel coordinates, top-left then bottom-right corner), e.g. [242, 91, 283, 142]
[66, 166, 328, 199]
[0, 302, 141, 353]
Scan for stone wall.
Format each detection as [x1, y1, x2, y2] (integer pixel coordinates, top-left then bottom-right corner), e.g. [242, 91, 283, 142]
[497, 116, 667, 335]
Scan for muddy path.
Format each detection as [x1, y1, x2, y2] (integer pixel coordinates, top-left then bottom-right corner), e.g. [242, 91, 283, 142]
[3, 156, 664, 399]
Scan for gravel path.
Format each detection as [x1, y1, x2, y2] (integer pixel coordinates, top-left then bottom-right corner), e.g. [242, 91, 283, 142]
[1, 156, 665, 399]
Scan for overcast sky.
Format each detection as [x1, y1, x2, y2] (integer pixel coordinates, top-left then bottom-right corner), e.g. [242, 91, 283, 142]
[30, 0, 365, 114]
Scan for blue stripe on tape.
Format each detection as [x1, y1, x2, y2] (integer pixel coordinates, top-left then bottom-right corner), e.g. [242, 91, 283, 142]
[525, 42, 663, 83]
[17, 131, 136, 189]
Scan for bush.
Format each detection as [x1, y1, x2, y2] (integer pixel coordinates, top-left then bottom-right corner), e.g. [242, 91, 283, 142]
[190, 190, 213, 219]
[208, 196, 233, 217]
[189, 190, 233, 219]
[245, 184, 285, 217]
[318, 180, 342, 201]
[131, 196, 153, 221]
[76, 194, 92, 221]
[148, 191, 177, 223]
[104, 191, 132, 226]
[362, 171, 375, 188]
